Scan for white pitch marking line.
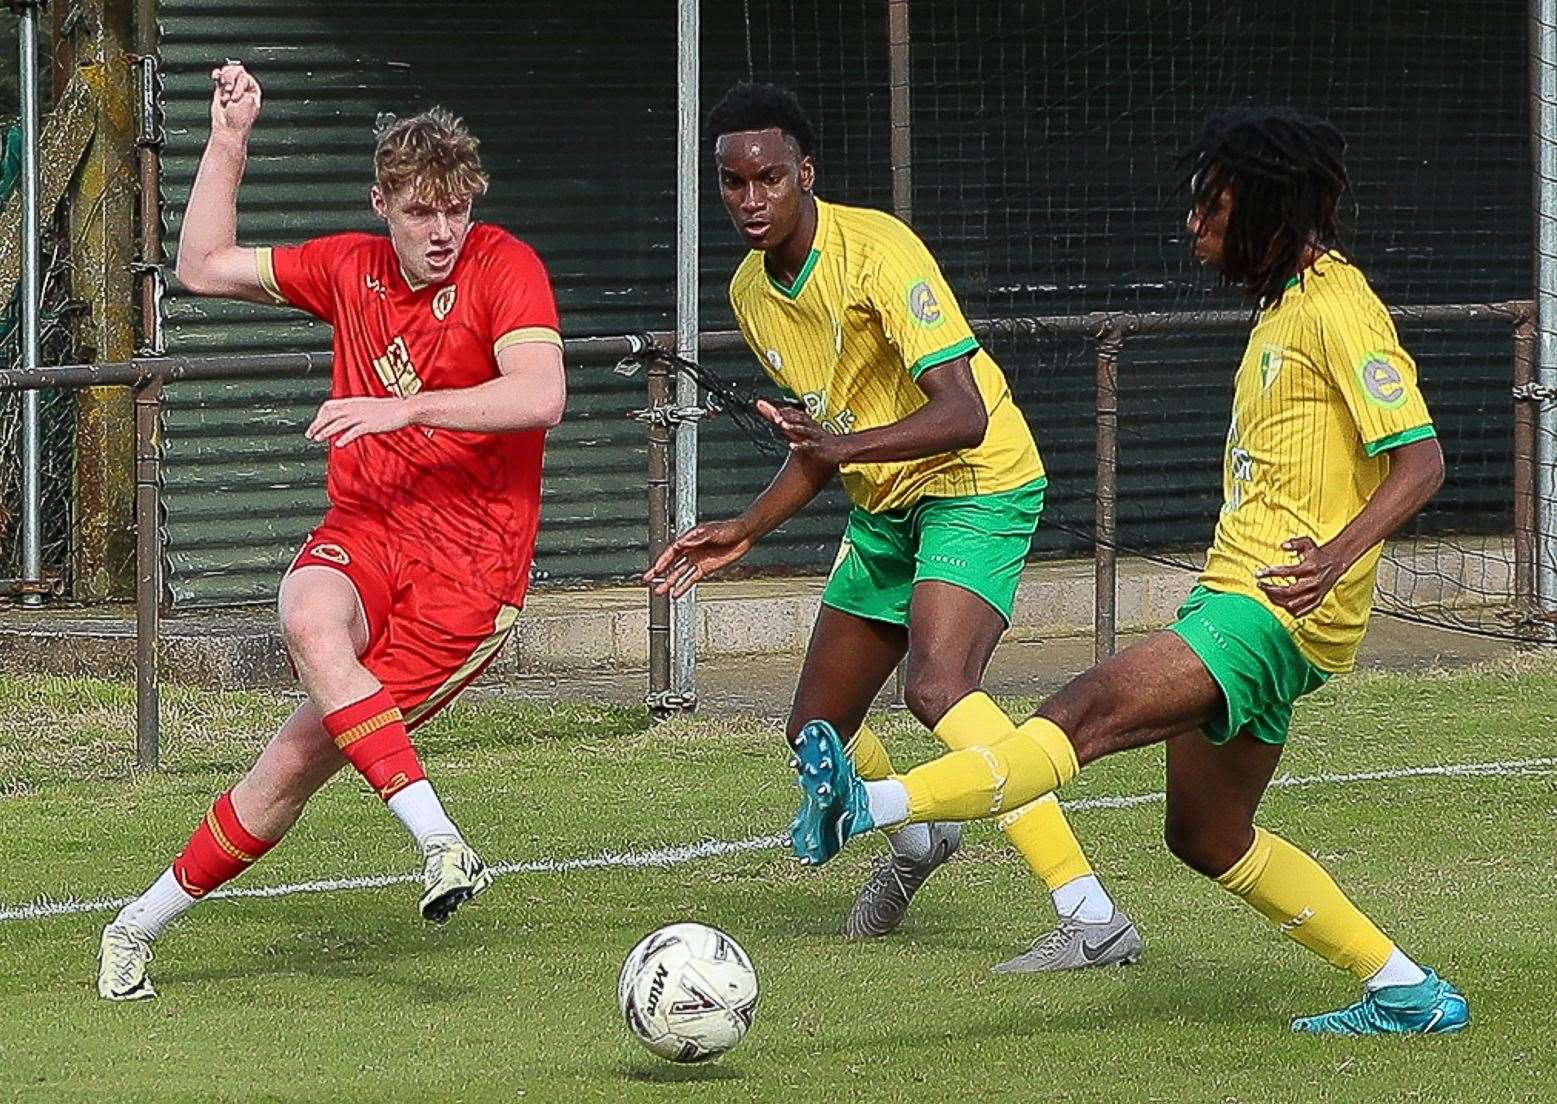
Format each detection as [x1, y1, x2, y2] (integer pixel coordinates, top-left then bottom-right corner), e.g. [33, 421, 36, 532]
[1, 756, 1552, 925]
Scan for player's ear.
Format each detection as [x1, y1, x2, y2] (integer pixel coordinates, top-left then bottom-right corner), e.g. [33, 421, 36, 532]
[369, 185, 388, 221]
[798, 156, 816, 194]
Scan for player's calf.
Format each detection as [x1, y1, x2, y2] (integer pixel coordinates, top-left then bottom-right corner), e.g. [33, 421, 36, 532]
[97, 791, 280, 1001]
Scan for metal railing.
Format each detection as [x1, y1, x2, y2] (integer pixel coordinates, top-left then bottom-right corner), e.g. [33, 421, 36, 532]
[0, 298, 1539, 769]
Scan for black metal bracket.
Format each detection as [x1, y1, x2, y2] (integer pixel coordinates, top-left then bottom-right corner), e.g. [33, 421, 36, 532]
[627, 404, 706, 429]
[610, 335, 664, 378]
[129, 53, 165, 150]
[645, 690, 698, 713]
[1513, 382, 1557, 403]
[0, 573, 65, 598]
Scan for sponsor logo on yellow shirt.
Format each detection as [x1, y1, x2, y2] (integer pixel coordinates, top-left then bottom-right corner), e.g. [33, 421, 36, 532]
[907, 280, 944, 328]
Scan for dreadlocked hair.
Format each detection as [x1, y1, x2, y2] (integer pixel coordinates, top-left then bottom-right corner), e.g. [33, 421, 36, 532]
[1180, 107, 1350, 310]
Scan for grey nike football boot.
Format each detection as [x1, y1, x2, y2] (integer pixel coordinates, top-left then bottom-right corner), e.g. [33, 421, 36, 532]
[843, 822, 963, 939]
[992, 907, 1144, 973]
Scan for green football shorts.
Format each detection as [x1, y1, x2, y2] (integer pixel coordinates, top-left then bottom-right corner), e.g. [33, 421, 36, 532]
[1168, 584, 1330, 746]
[821, 476, 1046, 627]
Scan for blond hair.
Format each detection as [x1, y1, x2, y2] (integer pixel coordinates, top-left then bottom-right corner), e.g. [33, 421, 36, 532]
[372, 106, 490, 203]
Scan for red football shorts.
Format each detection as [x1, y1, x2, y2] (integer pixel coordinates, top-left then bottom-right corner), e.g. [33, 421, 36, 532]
[285, 508, 525, 730]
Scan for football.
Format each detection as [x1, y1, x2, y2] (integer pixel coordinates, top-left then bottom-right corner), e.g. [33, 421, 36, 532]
[617, 923, 760, 1063]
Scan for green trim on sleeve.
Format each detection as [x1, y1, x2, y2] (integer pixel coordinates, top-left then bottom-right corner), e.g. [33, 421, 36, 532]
[1364, 423, 1437, 457]
[908, 336, 980, 380]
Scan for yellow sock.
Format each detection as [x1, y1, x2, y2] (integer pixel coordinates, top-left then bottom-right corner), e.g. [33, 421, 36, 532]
[1216, 827, 1396, 982]
[934, 693, 1094, 888]
[998, 796, 1094, 888]
[901, 715, 1078, 822]
[844, 723, 895, 782]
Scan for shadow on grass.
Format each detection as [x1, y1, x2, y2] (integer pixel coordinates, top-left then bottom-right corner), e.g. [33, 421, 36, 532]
[163, 922, 476, 1004]
[619, 1060, 744, 1084]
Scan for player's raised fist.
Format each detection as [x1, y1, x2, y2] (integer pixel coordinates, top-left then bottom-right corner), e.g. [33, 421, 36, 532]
[209, 62, 262, 139]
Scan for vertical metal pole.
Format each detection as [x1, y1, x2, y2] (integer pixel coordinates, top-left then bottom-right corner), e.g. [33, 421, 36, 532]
[136, 0, 164, 355]
[1094, 323, 1123, 662]
[672, 0, 700, 707]
[888, 0, 913, 222]
[646, 353, 674, 716]
[1534, 0, 1557, 625]
[1514, 308, 1538, 618]
[134, 376, 162, 770]
[888, 0, 913, 705]
[18, 2, 44, 606]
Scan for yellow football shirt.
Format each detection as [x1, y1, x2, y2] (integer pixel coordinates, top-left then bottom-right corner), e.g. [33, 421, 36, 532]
[728, 198, 1044, 512]
[1199, 253, 1436, 673]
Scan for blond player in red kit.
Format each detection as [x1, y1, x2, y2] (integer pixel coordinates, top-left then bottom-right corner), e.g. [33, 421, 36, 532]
[98, 64, 565, 1001]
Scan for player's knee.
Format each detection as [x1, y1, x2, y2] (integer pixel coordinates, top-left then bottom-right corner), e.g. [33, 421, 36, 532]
[1163, 814, 1246, 879]
[902, 673, 971, 728]
[280, 599, 355, 672]
[1035, 673, 1114, 760]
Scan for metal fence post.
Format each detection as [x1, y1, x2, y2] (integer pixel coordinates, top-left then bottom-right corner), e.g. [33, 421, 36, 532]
[1094, 320, 1123, 662]
[17, 0, 44, 606]
[1513, 307, 1539, 619]
[646, 348, 673, 716]
[134, 0, 165, 357]
[134, 374, 162, 770]
[1533, 0, 1557, 631]
[672, 0, 700, 710]
[889, 0, 912, 706]
[888, 0, 912, 223]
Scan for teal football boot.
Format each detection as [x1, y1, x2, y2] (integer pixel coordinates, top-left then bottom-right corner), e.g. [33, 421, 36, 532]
[788, 720, 875, 866]
[1291, 970, 1469, 1037]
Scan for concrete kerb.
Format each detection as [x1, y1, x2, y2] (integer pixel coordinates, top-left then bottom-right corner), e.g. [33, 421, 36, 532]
[0, 541, 1519, 691]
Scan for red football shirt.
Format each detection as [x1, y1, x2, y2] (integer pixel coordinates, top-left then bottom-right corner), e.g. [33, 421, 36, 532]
[257, 223, 560, 602]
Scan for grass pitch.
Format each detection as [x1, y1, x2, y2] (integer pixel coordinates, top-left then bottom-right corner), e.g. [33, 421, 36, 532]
[1, 657, 1554, 1103]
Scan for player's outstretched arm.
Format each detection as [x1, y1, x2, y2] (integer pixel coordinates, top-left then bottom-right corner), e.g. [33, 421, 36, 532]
[305, 341, 566, 447]
[1257, 437, 1445, 617]
[644, 443, 833, 598]
[174, 62, 271, 304]
[762, 358, 988, 468]
[410, 341, 566, 433]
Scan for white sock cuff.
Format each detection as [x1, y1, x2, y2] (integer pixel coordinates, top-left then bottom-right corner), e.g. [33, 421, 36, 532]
[386, 779, 459, 849]
[116, 866, 198, 940]
[1051, 873, 1115, 924]
[1365, 947, 1429, 992]
[864, 779, 911, 829]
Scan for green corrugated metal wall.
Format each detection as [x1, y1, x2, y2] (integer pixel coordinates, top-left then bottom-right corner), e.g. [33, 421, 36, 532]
[158, 1, 889, 605]
[157, 2, 1530, 606]
[906, 0, 1532, 559]
[158, 3, 680, 604]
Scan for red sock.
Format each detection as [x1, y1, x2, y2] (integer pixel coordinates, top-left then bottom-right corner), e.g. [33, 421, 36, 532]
[172, 791, 278, 899]
[324, 688, 426, 801]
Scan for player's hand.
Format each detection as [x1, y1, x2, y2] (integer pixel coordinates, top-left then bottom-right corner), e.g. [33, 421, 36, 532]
[306, 397, 413, 449]
[1256, 536, 1346, 618]
[755, 399, 853, 467]
[643, 519, 755, 598]
[209, 62, 262, 140]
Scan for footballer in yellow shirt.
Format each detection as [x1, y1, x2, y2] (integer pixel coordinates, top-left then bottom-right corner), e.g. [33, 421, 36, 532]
[647, 82, 1140, 968]
[788, 107, 1468, 1036]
